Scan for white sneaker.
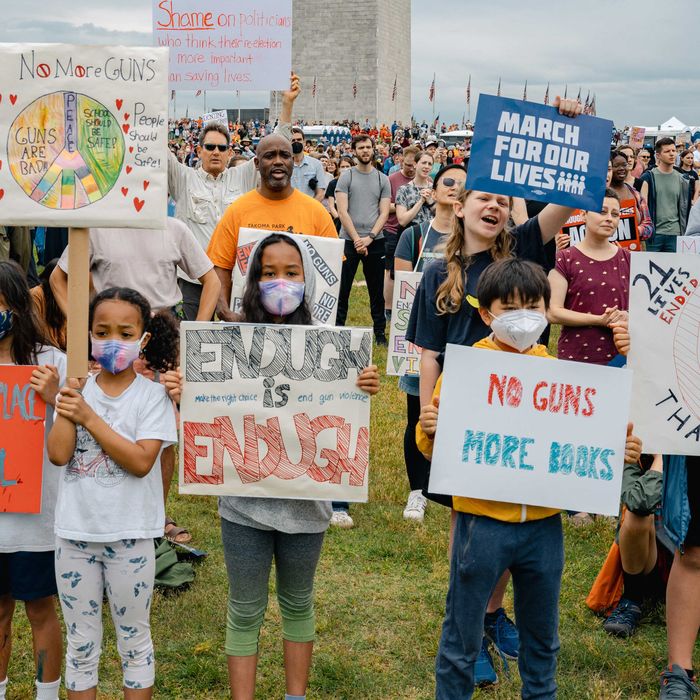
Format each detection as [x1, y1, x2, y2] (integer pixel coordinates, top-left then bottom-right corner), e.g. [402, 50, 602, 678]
[330, 510, 354, 529]
[403, 490, 427, 522]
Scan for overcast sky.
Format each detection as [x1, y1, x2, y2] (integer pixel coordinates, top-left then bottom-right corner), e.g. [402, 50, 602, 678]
[2, 0, 698, 127]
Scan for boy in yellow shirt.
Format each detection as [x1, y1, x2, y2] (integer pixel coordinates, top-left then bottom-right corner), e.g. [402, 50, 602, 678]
[418, 258, 641, 699]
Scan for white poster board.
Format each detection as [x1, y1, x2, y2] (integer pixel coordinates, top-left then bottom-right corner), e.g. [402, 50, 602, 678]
[676, 237, 700, 255]
[628, 252, 700, 454]
[231, 228, 344, 325]
[429, 345, 633, 516]
[0, 43, 168, 228]
[179, 322, 372, 501]
[202, 109, 228, 126]
[387, 271, 422, 376]
[153, 0, 292, 91]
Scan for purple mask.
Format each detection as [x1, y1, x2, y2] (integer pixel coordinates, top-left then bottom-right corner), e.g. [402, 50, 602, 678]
[90, 334, 145, 374]
[258, 279, 305, 317]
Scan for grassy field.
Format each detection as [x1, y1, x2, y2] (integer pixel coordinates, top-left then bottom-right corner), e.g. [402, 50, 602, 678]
[6, 283, 690, 699]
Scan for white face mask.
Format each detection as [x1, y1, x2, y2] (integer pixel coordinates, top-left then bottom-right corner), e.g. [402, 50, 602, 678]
[489, 309, 548, 352]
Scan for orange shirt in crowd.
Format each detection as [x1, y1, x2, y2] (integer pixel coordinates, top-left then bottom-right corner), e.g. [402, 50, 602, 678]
[207, 189, 338, 270]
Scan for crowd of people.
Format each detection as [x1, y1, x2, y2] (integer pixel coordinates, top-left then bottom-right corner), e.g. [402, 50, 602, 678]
[1, 73, 700, 700]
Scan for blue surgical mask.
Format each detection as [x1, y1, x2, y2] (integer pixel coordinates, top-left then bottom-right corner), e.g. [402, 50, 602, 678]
[258, 279, 305, 317]
[0, 309, 12, 340]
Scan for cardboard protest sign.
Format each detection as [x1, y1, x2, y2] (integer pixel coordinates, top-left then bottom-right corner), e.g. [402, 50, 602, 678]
[562, 200, 641, 251]
[178, 322, 372, 501]
[231, 228, 344, 325]
[387, 271, 422, 376]
[0, 44, 168, 228]
[629, 127, 646, 149]
[202, 109, 228, 126]
[677, 237, 700, 255]
[0, 366, 46, 514]
[467, 95, 613, 210]
[429, 345, 632, 516]
[628, 252, 700, 454]
[153, 0, 292, 91]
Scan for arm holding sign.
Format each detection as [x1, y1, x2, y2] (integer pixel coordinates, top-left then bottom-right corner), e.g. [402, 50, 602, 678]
[30, 365, 60, 407]
[277, 72, 300, 138]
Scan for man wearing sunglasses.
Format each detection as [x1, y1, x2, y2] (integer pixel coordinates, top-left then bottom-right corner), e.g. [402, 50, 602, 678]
[168, 73, 300, 321]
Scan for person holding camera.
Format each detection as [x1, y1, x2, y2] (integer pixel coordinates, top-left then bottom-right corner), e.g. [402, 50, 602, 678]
[290, 127, 327, 201]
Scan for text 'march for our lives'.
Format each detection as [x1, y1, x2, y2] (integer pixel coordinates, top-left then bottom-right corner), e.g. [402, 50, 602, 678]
[8, 90, 125, 210]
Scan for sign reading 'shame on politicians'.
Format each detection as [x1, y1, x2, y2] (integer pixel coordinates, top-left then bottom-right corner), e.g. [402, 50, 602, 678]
[628, 252, 700, 454]
[429, 345, 632, 516]
[0, 43, 169, 229]
[387, 271, 422, 376]
[153, 0, 292, 91]
[467, 95, 613, 210]
[0, 366, 46, 514]
[178, 322, 373, 502]
[230, 229, 344, 325]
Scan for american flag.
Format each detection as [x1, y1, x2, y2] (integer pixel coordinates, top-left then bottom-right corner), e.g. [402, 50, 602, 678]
[466, 74, 471, 105]
[195, 89, 202, 97]
[312, 76, 317, 98]
[392, 75, 397, 102]
[590, 93, 597, 116]
[576, 87, 582, 102]
[564, 84, 568, 99]
[523, 80, 527, 101]
[584, 90, 591, 114]
[497, 77, 501, 97]
[544, 82, 549, 105]
[429, 74, 435, 103]
[171, 89, 175, 100]
[352, 74, 357, 100]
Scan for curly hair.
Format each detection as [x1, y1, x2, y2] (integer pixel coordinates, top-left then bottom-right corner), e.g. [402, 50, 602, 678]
[89, 288, 179, 372]
[0, 260, 47, 365]
[240, 235, 312, 325]
[435, 189, 514, 315]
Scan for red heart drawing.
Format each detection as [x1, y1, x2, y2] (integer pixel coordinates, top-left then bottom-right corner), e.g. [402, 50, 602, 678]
[121, 187, 128, 196]
[123, 112, 130, 121]
[133, 197, 145, 212]
[143, 180, 150, 191]
[126, 165, 133, 174]
[9, 94, 17, 105]
[116, 99, 123, 110]
[122, 124, 130, 134]
[128, 146, 134, 154]
[0, 189, 4, 200]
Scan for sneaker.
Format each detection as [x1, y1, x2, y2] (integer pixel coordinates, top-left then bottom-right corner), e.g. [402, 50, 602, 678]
[474, 637, 498, 687]
[374, 333, 388, 346]
[659, 665, 699, 699]
[403, 490, 427, 522]
[330, 510, 354, 529]
[603, 598, 642, 638]
[484, 607, 519, 660]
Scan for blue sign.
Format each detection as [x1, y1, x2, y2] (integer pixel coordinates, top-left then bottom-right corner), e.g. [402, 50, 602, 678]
[466, 95, 614, 210]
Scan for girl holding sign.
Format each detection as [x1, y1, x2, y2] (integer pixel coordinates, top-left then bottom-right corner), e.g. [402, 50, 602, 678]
[0, 261, 66, 700]
[48, 288, 178, 699]
[166, 232, 379, 700]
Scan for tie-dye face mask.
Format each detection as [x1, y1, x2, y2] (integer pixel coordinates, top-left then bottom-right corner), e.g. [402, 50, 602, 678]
[90, 334, 146, 374]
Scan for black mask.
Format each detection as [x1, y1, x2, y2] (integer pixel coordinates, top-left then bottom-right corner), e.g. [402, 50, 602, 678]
[292, 141, 304, 155]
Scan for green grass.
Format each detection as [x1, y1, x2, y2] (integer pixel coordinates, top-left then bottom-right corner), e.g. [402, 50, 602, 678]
[5, 284, 692, 699]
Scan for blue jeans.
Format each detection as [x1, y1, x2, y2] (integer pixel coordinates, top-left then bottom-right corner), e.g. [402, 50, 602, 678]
[646, 232, 679, 253]
[435, 513, 564, 700]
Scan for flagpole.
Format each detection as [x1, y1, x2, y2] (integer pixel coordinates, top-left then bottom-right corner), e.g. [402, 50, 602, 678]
[314, 77, 318, 123]
[203, 90, 207, 114]
[237, 90, 241, 125]
[467, 74, 471, 123]
[173, 91, 176, 118]
[431, 72, 436, 129]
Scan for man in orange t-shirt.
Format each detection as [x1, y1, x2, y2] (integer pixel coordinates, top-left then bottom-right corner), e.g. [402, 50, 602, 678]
[207, 133, 337, 321]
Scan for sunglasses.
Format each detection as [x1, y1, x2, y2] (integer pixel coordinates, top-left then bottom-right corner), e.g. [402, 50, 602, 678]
[639, 154, 650, 159]
[203, 143, 229, 152]
[441, 177, 464, 188]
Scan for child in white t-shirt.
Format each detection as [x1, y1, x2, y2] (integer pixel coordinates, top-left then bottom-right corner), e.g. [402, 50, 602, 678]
[48, 287, 178, 698]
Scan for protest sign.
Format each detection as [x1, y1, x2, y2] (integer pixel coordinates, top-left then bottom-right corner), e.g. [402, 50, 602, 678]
[0, 366, 46, 514]
[629, 127, 646, 149]
[230, 228, 344, 325]
[0, 43, 168, 229]
[467, 95, 613, 210]
[153, 0, 292, 91]
[387, 271, 422, 376]
[628, 252, 700, 454]
[677, 237, 700, 255]
[429, 345, 632, 516]
[202, 109, 228, 126]
[178, 322, 372, 501]
[562, 199, 641, 251]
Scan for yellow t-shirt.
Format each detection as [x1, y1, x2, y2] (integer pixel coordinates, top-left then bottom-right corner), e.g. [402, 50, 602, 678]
[416, 335, 561, 523]
[207, 189, 338, 270]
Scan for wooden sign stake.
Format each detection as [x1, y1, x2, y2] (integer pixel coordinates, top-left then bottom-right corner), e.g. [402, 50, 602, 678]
[66, 227, 90, 378]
